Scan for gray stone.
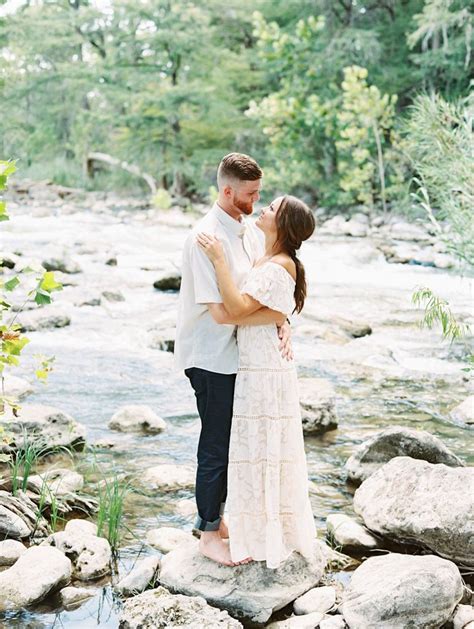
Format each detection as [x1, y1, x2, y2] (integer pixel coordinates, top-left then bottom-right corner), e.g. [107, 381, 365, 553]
[60, 585, 95, 608]
[102, 290, 125, 302]
[149, 329, 175, 353]
[0, 545, 72, 611]
[109, 405, 167, 434]
[319, 617, 347, 629]
[451, 396, 474, 426]
[115, 556, 160, 597]
[153, 272, 181, 292]
[293, 585, 337, 615]
[0, 539, 27, 566]
[299, 378, 338, 435]
[344, 426, 465, 484]
[143, 464, 195, 491]
[19, 307, 71, 332]
[159, 538, 327, 624]
[146, 527, 194, 553]
[341, 553, 463, 629]
[119, 585, 242, 628]
[267, 612, 326, 628]
[29, 468, 84, 496]
[353, 456, 474, 566]
[1, 375, 33, 401]
[326, 514, 378, 550]
[452, 604, 474, 629]
[42, 256, 82, 274]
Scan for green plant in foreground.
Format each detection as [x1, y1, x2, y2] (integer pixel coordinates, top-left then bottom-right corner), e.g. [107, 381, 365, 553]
[96, 474, 130, 554]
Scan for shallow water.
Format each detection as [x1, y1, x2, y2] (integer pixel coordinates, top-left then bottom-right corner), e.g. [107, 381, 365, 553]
[1, 201, 472, 627]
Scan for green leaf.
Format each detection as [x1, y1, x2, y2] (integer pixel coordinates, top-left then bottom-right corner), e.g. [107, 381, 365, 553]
[4, 337, 30, 355]
[39, 271, 62, 293]
[4, 276, 20, 291]
[34, 290, 52, 305]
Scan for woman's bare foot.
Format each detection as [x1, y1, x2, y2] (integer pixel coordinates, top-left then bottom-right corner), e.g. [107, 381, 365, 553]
[199, 531, 236, 566]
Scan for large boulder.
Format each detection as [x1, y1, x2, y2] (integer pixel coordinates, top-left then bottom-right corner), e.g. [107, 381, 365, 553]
[299, 378, 338, 435]
[109, 405, 167, 434]
[340, 553, 464, 629]
[159, 538, 327, 624]
[0, 404, 86, 453]
[119, 585, 242, 628]
[0, 545, 72, 611]
[353, 456, 474, 566]
[344, 426, 464, 484]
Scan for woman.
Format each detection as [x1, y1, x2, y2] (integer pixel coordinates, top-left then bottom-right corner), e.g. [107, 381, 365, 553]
[197, 194, 316, 569]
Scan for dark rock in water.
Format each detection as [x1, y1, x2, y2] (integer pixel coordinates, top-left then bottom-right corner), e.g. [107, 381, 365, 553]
[153, 272, 181, 292]
[0, 254, 18, 269]
[105, 257, 117, 266]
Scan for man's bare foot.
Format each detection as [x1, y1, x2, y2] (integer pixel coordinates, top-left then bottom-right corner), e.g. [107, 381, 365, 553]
[218, 518, 229, 539]
[199, 531, 236, 566]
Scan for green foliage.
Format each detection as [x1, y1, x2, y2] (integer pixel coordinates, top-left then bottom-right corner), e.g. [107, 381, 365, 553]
[412, 286, 469, 341]
[152, 188, 172, 211]
[96, 473, 130, 554]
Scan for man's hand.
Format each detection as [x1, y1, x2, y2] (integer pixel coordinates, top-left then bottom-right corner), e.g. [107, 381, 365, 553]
[277, 320, 293, 361]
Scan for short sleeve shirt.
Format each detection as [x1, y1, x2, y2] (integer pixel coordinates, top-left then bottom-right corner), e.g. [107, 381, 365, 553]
[174, 203, 264, 374]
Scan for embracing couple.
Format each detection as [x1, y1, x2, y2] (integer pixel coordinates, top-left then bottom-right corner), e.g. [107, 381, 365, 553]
[175, 153, 316, 569]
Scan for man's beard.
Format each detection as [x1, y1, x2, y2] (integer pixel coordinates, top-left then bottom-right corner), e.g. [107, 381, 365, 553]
[233, 194, 253, 215]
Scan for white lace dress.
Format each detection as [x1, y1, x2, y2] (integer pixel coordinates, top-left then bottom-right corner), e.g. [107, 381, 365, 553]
[226, 262, 317, 569]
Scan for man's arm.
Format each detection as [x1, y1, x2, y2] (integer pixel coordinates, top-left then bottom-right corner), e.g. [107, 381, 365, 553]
[207, 303, 285, 326]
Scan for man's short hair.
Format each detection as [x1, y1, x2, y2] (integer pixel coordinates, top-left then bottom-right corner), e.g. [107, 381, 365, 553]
[217, 153, 263, 189]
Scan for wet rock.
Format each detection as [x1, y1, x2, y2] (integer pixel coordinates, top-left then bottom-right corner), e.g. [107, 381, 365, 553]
[1, 375, 33, 400]
[146, 527, 194, 553]
[326, 514, 378, 550]
[175, 498, 196, 518]
[159, 538, 327, 624]
[108, 405, 167, 434]
[452, 604, 474, 629]
[353, 456, 474, 566]
[344, 426, 465, 484]
[30, 468, 84, 496]
[44, 518, 111, 581]
[299, 378, 338, 435]
[267, 611, 327, 628]
[293, 585, 336, 615]
[340, 553, 463, 629]
[60, 585, 96, 608]
[0, 545, 72, 611]
[42, 255, 82, 274]
[451, 396, 474, 426]
[0, 539, 27, 566]
[153, 271, 181, 292]
[0, 490, 49, 539]
[0, 404, 86, 453]
[0, 253, 19, 269]
[115, 556, 160, 597]
[19, 306, 71, 332]
[332, 316, 372, 339]
[105, 256, 117, 266]
[119, 585, 242, 628]
[102, 290, 125, 302]
[143, 464, 195, 491]
[148, 329, 175, 352]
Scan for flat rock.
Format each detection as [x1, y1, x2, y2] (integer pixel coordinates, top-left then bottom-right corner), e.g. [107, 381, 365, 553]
[293, 585, 336, 615]
[344, 426, 465, 484]
[353, 456, 474, 566]
[0, 404, 86, 453]
[42, 255, 82, 274]
[29, 468, 84, 496]
[175, 498, 196, 517]
[119, 585, 242, 628]
[1, 375, 33, 400]
[299, 378, 338, 435]
[0, 539, 27, 566]
[0, 545, 72, 611]
[146, 527, 195, 553]
[326, 514, 378, 549]
[267, 611, 326, 628]
[143, 464, 195, 491]
[109, 405, 167, 434]
[159, 538, 327, 624]
[115, 556, 160, 597]
[341, 553, 463, 628]
[19, 306, 71, 332]
[60, 585, 96, 608]
[450, 396, 474, 426]
[102, 290, 125, 302]
[319, 617, 347, 629]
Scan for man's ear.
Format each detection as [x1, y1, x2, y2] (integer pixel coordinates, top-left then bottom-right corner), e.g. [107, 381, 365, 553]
[223, 185, 233, 199]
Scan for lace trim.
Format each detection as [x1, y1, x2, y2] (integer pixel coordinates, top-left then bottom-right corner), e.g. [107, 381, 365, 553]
[238, 367, 295, 372]
[233, 414, 297, 421]
[227, 510, 296, 517]
[229, 458, 297, 465]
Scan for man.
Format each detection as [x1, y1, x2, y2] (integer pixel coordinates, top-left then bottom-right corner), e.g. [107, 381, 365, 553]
[175, 153, 292, 566]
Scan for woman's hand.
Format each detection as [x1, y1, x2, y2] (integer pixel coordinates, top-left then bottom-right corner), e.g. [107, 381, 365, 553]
[196, 232, 225, 264]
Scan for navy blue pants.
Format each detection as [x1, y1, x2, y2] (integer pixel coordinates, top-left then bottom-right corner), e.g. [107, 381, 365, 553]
[185, 367, 236, 531]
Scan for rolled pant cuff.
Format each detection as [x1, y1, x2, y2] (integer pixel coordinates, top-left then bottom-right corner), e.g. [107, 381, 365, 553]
[194, 514, 221, 532]
[219, 501, 225, 516]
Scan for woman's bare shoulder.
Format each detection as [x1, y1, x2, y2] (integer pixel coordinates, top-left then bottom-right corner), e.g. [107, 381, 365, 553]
[271, 254, 297, 281]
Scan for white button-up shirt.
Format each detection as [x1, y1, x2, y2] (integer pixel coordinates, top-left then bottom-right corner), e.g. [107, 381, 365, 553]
[174, 203, 264, 374]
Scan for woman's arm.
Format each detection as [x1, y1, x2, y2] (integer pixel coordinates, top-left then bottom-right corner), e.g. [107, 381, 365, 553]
[208, 303, 285, 326]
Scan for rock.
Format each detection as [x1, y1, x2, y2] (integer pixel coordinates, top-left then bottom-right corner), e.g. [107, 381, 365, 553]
[19, 307, 71, 332]
[175, 498, 196, 517]
[451, 396, 474, 426]
[319, 617, 347, 629]
[30, 468, 84, 496]
[0, 539, 27, 566]
[153, 271, 182, 292]
[345, 218, 368, 238]
[433, 252, 456, 268]
[102, 290, 125, 302]
[0, 492, 45, 539]
[115, 556, 160, 597]
[319, 216, 349, 236]
[293, 585, 336, 615]
[53, 270, 79, 286]
[75, 294, 101, 307]
[1, 375, 33, 400]
[0, 545, 72, 611]
[340, 553, 463, 629]
[452, 604, 474, 629]
[149, 329, 175, 352]
[105, 256, 117, 266]
[159, 538, 327, 624]
[60, 585, 95, 608]
[344, 426, 465, 484]
[332, 316, 372, 339]
[0, 404, 86, 453]
[326, 514, 378, 550]
[108, 405, 167, 434]
[119, 585, 242, 628]
[299, 378, 338, 435]
[146, 527, 195, 553]
[143, 464, 195, 491]
[353, 456, 474, 566]
[384, 221, 432, 242]
[267, 611, 327, 628]
[45, 518, 111, 580]
[0, 253, 19, 269]
[42, 255, 82, 274]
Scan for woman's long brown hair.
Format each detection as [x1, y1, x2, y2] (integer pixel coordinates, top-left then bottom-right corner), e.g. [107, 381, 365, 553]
[274, 195, 316, 314]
